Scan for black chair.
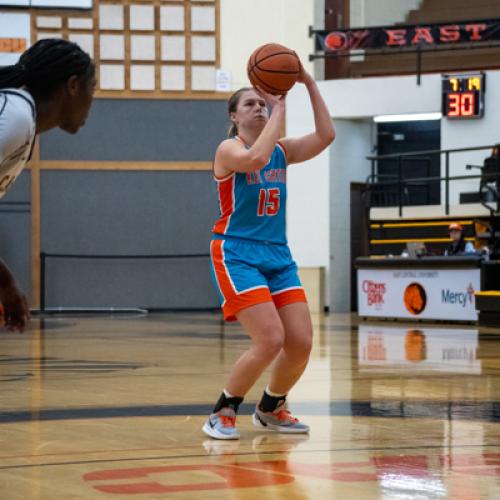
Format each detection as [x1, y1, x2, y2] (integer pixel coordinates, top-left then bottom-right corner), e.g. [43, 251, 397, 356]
[479, 153, 500, 204]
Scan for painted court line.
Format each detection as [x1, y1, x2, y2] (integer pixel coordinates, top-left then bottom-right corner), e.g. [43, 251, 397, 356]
[1, 443, 500, 471]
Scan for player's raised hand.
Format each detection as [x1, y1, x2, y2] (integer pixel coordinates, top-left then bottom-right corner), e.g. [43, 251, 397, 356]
[296, 58, 314, 86]
[255, 85, 286, 110]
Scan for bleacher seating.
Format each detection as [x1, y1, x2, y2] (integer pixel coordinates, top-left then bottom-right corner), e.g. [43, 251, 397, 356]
[368, 217, 478, 256]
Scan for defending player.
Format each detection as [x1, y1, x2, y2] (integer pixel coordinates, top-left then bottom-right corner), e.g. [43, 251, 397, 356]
[0, 39, 96, 331]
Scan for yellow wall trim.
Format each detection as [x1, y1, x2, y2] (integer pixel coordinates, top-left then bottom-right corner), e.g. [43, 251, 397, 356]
[371, 220, 473, 229]
[370, 237, 475, 245]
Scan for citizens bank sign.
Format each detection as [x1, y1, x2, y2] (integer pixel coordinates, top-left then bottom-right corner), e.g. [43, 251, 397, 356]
[358, 268, 480, 321]
[361, 280, 387, 309]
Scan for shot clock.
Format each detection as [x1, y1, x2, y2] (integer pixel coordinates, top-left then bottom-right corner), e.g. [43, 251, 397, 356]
[442, 73, 485, 119]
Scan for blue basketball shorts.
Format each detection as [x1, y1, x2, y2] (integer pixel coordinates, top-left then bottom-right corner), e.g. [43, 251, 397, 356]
[210, 236, 307, 321]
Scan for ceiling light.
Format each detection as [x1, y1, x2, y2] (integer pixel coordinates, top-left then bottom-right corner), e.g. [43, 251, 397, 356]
[374, 112, 442, 123]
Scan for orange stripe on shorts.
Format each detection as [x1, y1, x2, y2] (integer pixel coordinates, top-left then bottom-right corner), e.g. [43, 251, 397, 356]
[272, 288, 307, 310]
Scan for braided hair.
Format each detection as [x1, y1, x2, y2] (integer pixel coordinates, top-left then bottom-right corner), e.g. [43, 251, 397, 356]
[0, 38, 94, 101]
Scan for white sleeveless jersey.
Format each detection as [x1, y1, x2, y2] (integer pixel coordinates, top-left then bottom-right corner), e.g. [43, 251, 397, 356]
[0, 89, 36, 198]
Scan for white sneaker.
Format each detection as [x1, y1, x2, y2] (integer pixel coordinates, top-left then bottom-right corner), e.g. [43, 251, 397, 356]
[202, 407, 240, 440]
[252, 401, 309, 434]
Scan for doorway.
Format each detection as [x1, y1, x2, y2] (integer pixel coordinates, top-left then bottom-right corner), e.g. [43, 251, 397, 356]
[377, 120, 441, 206]
[350, 182, 369, 312]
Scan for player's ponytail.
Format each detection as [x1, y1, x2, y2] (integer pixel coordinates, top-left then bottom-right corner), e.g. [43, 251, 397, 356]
[0, 63, 27, 89]
[228, 121, 238, 138]
[0, 38, 94, 100]
[227, 87, 252, 138]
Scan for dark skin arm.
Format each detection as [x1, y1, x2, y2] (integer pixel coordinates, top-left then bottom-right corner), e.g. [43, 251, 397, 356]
[0, 259, 30, 332]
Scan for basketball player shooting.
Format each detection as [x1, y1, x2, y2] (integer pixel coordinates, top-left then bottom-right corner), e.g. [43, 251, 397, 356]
[203, 45, 336, 439]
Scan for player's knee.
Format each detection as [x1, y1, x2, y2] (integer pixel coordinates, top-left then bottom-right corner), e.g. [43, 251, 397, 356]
[257, 325, 285, 359]
[286, 334, 313, 364]
[266, 334, 285, 359]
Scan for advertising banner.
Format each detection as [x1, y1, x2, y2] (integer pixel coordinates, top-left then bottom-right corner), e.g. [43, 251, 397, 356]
[357, 267, 480, 321]
[313, 19, 500, 53]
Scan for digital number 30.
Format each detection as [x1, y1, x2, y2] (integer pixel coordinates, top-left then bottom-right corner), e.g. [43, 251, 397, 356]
[448, 92, 475, 117]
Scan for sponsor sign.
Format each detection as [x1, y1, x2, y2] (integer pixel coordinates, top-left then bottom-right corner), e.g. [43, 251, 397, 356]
[358, 267, 480, 321]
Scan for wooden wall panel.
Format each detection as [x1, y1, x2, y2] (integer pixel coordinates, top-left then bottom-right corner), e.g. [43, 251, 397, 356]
[31, 0, 225, 99]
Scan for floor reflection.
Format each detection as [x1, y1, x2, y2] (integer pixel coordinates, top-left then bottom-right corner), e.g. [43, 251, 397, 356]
[0, 313, 499, 499]
[358, 324, 480, 374]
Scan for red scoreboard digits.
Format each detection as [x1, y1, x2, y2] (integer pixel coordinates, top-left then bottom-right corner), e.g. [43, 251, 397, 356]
[442, 73, 485, 119]
[447, 92, 474, 117]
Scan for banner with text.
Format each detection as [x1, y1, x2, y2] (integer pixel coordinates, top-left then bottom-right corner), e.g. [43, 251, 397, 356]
[314, 19, 500, 53]
[357, 267, 480, 321]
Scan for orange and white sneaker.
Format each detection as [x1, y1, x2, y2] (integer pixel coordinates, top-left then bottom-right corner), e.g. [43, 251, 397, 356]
[202, 407, 240, 440]
[252, 401, 309, 434]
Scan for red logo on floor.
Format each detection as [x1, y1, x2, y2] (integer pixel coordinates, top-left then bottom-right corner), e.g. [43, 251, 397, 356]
[83, 454, 500, 494]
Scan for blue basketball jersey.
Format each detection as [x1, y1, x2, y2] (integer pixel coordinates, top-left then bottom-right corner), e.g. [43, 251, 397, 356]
[212, 139, 288, 244]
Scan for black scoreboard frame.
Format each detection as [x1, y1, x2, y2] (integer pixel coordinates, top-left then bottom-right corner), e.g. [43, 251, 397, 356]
[442, 72, 486, 120]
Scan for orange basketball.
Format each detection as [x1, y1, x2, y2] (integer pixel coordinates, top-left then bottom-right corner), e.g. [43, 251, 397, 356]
[247, 43, 301, 95]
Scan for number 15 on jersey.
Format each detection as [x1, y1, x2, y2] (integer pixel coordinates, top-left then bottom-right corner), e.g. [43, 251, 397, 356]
[257, 188, 280, 216]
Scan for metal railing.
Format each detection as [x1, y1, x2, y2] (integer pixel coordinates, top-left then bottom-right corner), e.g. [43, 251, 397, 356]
[366, 144, 500, 216]
[0, 201, 31, 214]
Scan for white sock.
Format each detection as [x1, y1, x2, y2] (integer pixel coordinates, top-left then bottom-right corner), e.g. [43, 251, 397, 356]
[265, 385, 286, 398]
[223, 389, 234, 398]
